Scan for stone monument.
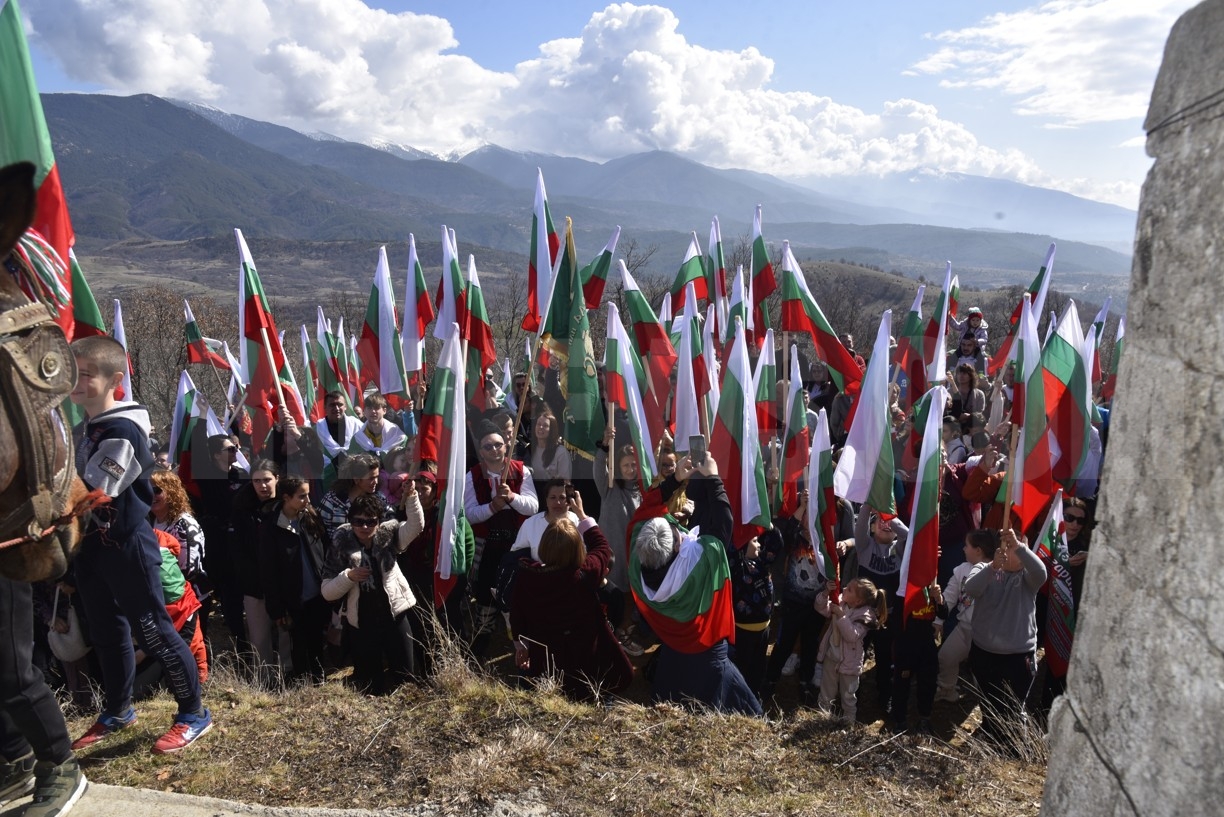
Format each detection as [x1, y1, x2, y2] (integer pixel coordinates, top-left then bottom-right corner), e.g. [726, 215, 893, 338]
[1042, 1, 1224, 814]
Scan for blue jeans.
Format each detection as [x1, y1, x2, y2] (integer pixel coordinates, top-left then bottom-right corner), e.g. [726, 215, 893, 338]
[75, 525, 201, 716]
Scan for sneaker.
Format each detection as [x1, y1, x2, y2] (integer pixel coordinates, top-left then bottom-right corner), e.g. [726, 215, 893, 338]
[71, 708, 137, 750]
[153, 709, 213, 754]
[780, 653, 800, 676]
[0, 752, 35, 806]
[26, 757, 87, 817]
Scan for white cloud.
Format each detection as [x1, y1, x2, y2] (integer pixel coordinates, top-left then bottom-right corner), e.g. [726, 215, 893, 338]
[909, 0, 1198, 126]
[25, 1, 1149, 206]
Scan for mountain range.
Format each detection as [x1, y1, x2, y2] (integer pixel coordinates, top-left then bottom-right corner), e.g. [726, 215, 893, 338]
[42, 92, 1135, 291]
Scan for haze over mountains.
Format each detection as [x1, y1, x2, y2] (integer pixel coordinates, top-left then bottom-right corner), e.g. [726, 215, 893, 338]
[42, 92, 1135, 288]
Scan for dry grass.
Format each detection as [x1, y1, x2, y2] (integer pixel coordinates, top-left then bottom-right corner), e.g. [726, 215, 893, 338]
[65, 639, 1047, 817]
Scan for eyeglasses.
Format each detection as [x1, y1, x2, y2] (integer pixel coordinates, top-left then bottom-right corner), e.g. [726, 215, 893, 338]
[482, 442, 505, 451]
[349, 517, 378, 528]
[1064, 514, 1085, 523]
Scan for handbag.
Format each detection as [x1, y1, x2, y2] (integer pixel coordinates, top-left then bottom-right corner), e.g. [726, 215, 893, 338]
[47, 586, 91, 663]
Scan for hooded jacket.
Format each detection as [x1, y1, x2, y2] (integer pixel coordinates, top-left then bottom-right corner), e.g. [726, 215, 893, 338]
[75, 402, 155, 548]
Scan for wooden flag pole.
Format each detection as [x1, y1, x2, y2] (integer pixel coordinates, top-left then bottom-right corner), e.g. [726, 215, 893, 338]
[506, 334, 545, 480]
[260, 327, 287, 413]
[999, 424, 1021, 532]
[205, 357, 230, 404]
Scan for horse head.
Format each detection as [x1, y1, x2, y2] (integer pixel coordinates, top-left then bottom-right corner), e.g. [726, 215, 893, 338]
[0, 161, 89, 582]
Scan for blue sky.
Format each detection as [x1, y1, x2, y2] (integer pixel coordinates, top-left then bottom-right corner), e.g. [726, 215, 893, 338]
[21, 0, 1196, 208]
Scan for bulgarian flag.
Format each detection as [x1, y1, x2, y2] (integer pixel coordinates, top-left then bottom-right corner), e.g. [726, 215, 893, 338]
[167, 370, 206, 498]
[1086, 297, 1112, 394]
[897, 385, 949, 624]
[314, 308, 351, 411]
[605, 301, 658, 489]
[990, 243, 1056, 376]
[402, 233, 434, 376]
[464, 254, 498, 410]
[522, 168, 560, 333]
[726, 265, 752, 345]
[750, 205, 776, 337]
[433, 225, 468, 342]
[925, 262, 953, 385]
[619, 259, 674, 448]
[706, 216, 729, 342]
[778, 242, 862, 395]
[671, 282, 704, 452]
[0, 0, 75, 337]
[949, 275, 961, 320]
[549, 220, 602, 458]
[778, 344, 810, 517]
[833, 310, 895, 515]
[670, 232, 707, 311]
[111, 299, 135, 402]
[628, 506, 737, 653]
[68, 250, 105, 338]
[711, 318, 772, 547]
[1035, 489, 1075, 678]
[421, 323, 470, 606]
[1009, 294, 1055, 532]
[807, 408, 840, 600]
[300, 324, 325, 423]
[893, 285, 925, 372]
[1042, 301, 1091, 488]
[1101, 316, 1124, 403]
[357, 246, 411, 404]
[581, 225, 620, 309]
[752, 327, 779, 450]
[236, 228, 305, 454]
[184, 300, 230, 370]
[702, 303, 721, 433]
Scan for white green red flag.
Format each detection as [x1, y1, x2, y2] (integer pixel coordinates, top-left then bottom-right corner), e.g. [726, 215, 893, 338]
[807, 408, 840, 598]
[778, 344, 810, 517]
[711, 318, 772, 547]
[702, 303, 721, 433]
[897, 385, 948, 623]
[433, 225, 468, 342]
[299, 324, 324, 423]
[628, 507, 736, 653]
[1086, 297, 1111, 394]
[604, 301, 658, 489]
[750, 205, 776, 338]
[464, 254, 498, 410]
[1101, 316, 1124, 403]
[68, 250, 105, 338]
[402, 233, 434, 375]
[670, 232, 707, 311]
[1042, 302, 1091, 489]
[314, 308, 350, 411]
[779, 241, 862, 395]
[949, 275, 961, 319]
[706, 216, 729, 342]
[752, 328, 778, 448]
[726, 265, 752, 345]
[422, 323, 470, 606]
[522, 169, 560, 333]
[0, 0, 76, 337]
[1009, 294, 1055, 532]
[111, 299, 134, 402]
[925, 262, 953, 385]
[184, 300, 230, 370]
[619, 259, 674, 447]
[671, 282, 704, 451]
[1035, 489, 1075, 678]
[168, 370, 203, 473]
[833, 310, 895, 515]
[358, 246, 411, 403]
[236, 228, 305, 453]
[894, 285, 927, 408]
[581, 225, 620, 309]
[990, 243, 1056, 376]
[546, 220, 602, 458]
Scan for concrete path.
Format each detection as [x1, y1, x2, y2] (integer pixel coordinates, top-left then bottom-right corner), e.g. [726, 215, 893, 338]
[1, 782, 554, 817]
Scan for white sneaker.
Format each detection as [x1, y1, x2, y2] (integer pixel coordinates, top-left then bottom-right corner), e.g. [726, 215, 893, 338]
[811, 663, 823, 686]
[781, 653, 799, 676]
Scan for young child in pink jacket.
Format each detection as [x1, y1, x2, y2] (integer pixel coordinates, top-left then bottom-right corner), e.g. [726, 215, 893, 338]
[816, 578, 888, 724]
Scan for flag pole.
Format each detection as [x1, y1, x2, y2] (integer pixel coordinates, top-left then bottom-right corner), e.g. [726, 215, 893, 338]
[205, 357, 229, 405]
[606, 400, 616, 489]
[260, 327, 287, 412]
[1000, 424, 1021, 532]
[506, 334, 545, 479]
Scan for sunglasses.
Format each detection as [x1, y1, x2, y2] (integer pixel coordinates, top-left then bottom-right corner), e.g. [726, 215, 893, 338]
[350, 517, 378, 528]
[152, 487, 163, 496]
[481, 442, 505, 451]
[1064, 514, 1085, 523]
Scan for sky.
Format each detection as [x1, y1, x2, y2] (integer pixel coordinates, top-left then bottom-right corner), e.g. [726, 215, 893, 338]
[19, 0, 1199, 209]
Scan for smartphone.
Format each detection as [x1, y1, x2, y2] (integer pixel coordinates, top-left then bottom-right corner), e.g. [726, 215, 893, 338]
[689, 435, 707, 466]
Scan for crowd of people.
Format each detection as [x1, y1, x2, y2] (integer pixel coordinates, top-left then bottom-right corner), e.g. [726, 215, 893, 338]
[8, 304, 1110, 817]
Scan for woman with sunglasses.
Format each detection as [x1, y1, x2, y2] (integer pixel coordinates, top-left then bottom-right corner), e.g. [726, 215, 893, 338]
[258, 477, 332, 684]
[321, 487, 425, 693]
[150, 470, 207, 598]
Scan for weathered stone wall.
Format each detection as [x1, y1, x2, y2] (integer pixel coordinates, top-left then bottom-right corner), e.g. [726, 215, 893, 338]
[1043, 1, 1224, 814]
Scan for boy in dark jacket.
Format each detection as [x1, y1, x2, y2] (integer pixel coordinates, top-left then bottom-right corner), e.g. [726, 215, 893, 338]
[69, 337, 211, 755]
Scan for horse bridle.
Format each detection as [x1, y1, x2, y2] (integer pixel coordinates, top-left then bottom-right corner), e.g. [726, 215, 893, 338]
[0, 296, 98, 552]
